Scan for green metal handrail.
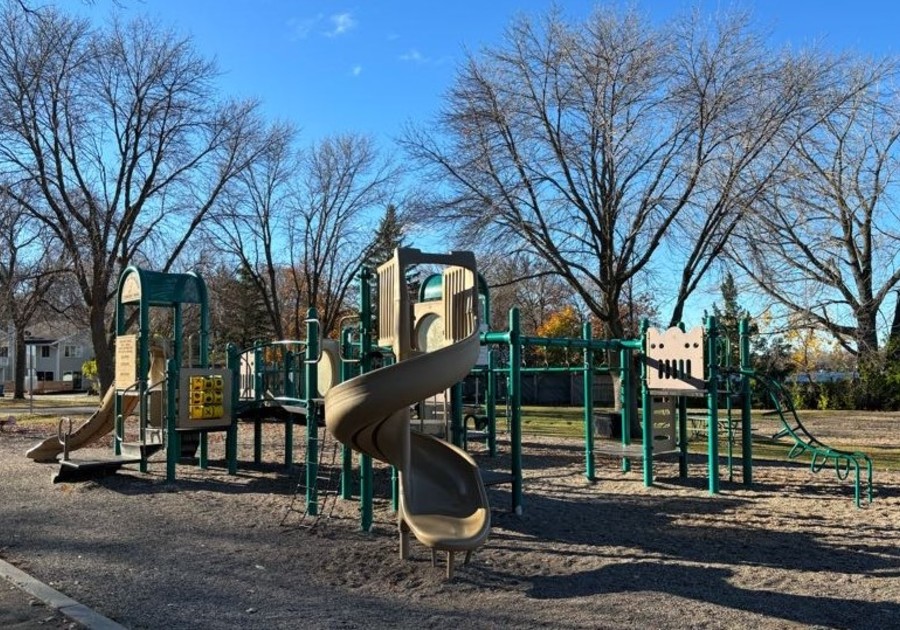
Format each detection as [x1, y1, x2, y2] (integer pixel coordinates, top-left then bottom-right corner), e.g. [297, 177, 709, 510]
[745, 370, 873, 507]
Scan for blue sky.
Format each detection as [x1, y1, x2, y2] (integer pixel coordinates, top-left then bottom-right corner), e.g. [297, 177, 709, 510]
[71, 1, 900, 147]
[68, 1, 900, 327]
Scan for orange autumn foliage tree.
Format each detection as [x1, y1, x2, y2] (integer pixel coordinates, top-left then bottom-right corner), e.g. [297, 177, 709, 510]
[535, 305, 583, 365]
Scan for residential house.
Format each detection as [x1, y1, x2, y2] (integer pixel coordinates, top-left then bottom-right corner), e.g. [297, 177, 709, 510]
[1, 321, 95, 394]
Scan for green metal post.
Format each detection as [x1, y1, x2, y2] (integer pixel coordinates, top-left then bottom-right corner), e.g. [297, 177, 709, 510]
[359, 267, 374, 531]
[114, 411, 123, 457]
[197, 303, 209, 470]
[724, 336, 734, 482]
[678, 396, 688, 478]
[138, 296, 150, 472]
[451, 381, 463, 448]
[340, 329, 354, 500]
[677, 322, 688, 478]
[167, 304, 183, 475]
[226, 343, 238, 475]
[640, 319, 653, 486]
[198, 431, 209, 469]
[166, 358, 178, 482]
[509, 307, 523, 514]
[620, 345, 632, 473]
[706, 316, 720, 494]
[254, 346, 264, 402]
[739, 318, 753, 485]
[486, 348, 497, 457]
[114, 292, 125, 458]
[252, 344, 263, 464]
[284, 359, 295, 468]
[582, 321, 595, 482]
[305, 309, 319, 516]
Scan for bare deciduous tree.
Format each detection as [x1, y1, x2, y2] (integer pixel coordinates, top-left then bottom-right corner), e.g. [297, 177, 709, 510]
[402, 6, 830, 336]
[732, 57, 900, 362]
[0, 6, 270, 391]
[480, 252, 576, 334]
[287, 133, 399, 336]
[0, 190, 60, 398]
[204, 123, 298, 340]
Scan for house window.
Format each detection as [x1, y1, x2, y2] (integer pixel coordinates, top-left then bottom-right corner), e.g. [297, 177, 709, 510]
[63, 345, 82, 358]
[36, 371, 54, 381]
[40, 346, 51, 358]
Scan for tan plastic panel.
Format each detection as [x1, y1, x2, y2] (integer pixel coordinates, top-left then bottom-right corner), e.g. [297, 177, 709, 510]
[645, 326, 706, 392]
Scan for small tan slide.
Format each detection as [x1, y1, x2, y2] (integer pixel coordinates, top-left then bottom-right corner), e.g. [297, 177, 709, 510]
[25, 346, 165, 463]
[25, 388, 138, 463]
[324, 327, 490, 578]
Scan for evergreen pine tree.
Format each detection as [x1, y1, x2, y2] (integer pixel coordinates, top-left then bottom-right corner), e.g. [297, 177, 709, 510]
[712, 272, 756, 368]
[364, 204, 405, 270]
[363, 206, 419, 334]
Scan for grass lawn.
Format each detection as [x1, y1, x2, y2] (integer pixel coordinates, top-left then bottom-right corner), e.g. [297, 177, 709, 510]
[5, 397, 898, 471]
[500, 405, 900, 472]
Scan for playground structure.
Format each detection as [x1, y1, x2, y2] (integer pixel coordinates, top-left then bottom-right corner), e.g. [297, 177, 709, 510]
[27, 266, 239, 482]
[475, 311, 752, 512]
[24, 248, 873, 544]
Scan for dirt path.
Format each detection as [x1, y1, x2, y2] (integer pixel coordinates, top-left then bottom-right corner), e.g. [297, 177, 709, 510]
[1, 422, 898, 629]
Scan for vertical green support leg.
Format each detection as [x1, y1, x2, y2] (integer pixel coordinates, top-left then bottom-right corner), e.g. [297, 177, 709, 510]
[620, 345, 633, 473]
[339, 334, 354, 500]
[341, 446, 353, 500]
[226, 343, 238, 475]
[451, 381, 463, 448]
[166, 358, 178, 483]
[391, 467, 399, 513]
[706, 316, 720, 495]
[361, 454, 373, 530]
[114, 409, 123, 457]
[486, 348, 497, 457]
[284, 413, 294, 470]
[254, 346, 263, 402]
[306, 309, 319, 516]
[199, 433, 208, 470]
[359, 267, 374, 531]
[739, 318, 753, 486]
[254, 421, 262, 464]
[284, 350, 294, 399]
[639, 326, 653, 487]
[678, 396, 688, 478]
[582, 322, 595, 482]
[509, 308, 523, 514]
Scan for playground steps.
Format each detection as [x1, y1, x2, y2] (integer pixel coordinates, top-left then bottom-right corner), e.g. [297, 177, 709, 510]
[119, 440, 164, 460]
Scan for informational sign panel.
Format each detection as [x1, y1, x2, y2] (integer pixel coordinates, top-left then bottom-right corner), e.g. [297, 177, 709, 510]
[115, 334, 138, 390]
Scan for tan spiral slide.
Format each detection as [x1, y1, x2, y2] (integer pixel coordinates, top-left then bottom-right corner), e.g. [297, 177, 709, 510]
[324, 249, 490, 578]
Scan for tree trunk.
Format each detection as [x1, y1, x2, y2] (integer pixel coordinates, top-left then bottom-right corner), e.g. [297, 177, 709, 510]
[856, 308, 880, 362]
[13, 329, 25, 399]
[91, 305, 115, 396]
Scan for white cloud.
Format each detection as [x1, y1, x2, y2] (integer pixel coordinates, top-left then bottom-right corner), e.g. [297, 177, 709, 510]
[287, 14, 324, 40]
[399, 49, 428, 64]
[327, 12, 357, 37]
[351, 65, 362, 77]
